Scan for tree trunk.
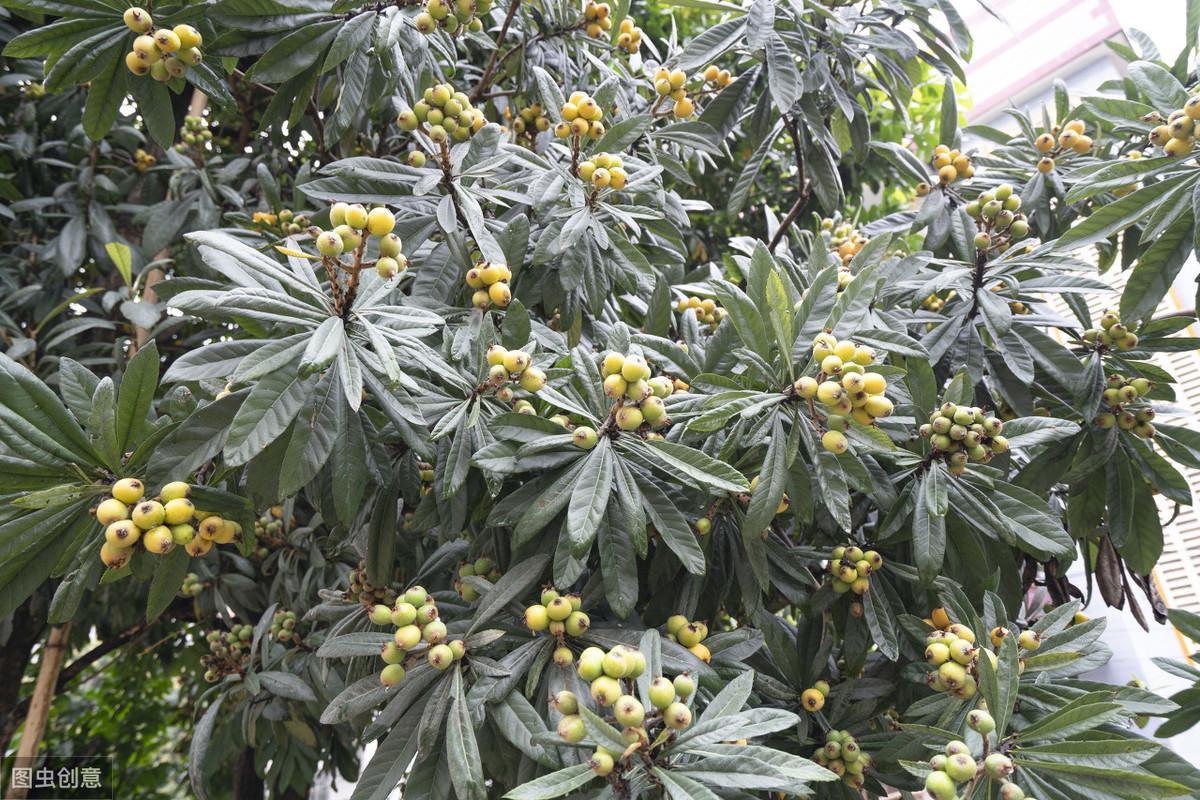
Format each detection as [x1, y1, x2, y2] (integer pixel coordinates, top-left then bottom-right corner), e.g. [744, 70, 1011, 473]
[233, 747, 264, 800]
[7, 623, 71, 800]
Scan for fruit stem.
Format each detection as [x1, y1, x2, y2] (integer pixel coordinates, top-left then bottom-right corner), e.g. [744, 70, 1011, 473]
[340, 237, 369, 317]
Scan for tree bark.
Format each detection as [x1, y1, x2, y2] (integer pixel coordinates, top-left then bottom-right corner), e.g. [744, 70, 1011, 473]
[233, 747, 264, 800]
[7, 623, 71, 800]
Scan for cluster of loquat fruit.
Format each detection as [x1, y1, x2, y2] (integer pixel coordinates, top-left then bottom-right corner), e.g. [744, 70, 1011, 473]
[523, 588, 591, 654]
[553, 91, 606, 140]
[509, 103, 550, 145]
[180, 572, 204, 597]
[991, 282, 1033, 315]
[587, 352, 676, 440]
[201, 624, 253, 682]
[1148, 94, 1200, 156]
[96, 479, 239, 568]
[1081, 307, 1139, 352]
[253, 505, 289, 547]
[923, 623, 989, 701]
[1034, 118, 1092, 172]
[132, 148, 156, 172]
[664, 614, 712, 662]
[556, 649, 696, 776]
[1095, 373, 1156, 438]
[371, 585, 467, 686]
[923, 614, 1040, 702]
[313, 202, 407, 280]
[918, 403, 1009, 475]
[811, 730, 872, 790]
[397, 83, 488, 145]
[414, 0, 492, 36]
[826, 544, 884, 596]
[454, 556, 501, 602]
[793, 333, 893, 454]
[923, 733, 1024, 800]
[921, 290, 952, 312]
[702, 64, 734, 88]
[270, 609, 302, 646]
[582, 1, 614, 38]
[615, 16, 645, 54]
[674, 295, 726, 332]
[483, 345, 546, 398]
[416, 462, 435, 496]
[252, 208, 310, 238]
[347, 561, 400, 608]
[799, 679, 830, 712]
[465, 260, 514, 309]
[577, 152, 630, 191]
[121, 8, 203, 81]
[930, 143, 975, 186]
[651, 68, 696, 118]
[174, 114, 213, 155]
[819, 217, 868, 290]
[965, 183, 1030, 253]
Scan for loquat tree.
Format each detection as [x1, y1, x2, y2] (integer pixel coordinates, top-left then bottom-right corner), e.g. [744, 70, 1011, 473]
[1, 0, 1200, 798]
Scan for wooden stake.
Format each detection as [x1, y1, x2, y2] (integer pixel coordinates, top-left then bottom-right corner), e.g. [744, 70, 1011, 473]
[7, 624, 72, 800]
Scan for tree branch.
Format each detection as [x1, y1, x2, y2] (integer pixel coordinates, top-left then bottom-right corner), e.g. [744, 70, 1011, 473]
[766, 115, 810, 252]
[470, 0, 522, 102]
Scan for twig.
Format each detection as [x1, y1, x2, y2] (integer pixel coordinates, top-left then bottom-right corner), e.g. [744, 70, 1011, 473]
[471, 0, 522, 101]
[766, 115, 810, 251]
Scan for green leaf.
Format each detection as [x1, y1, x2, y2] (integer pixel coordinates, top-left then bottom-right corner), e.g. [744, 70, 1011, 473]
[189, 694, 224, 800]
[117, 340, 159, 452]
[743, 417, 786, 540]
[503, 764, 595, 800]
[913, 472, 946, 584]
[299, 316, 345, 375]
[105, 242, 133, 287]
[676, 16, 746, 71]
[446, 670, 485, 800]
[323, 11, 376, 72]
[765, 33, 800, 112]
[655, 768, 723, 800]
[1120, 214, 1194, 322]
[671, 708, 799, 750]
[1127, 60, 1189, 109]
[978, 633, 1019, 735]
[246, 20, 341, 83]
[1017, 694, 1125, 741]
[641, 439, 748, 493]
[1054, 176, 1185, 251]
[82, 45, 125, 141]
[223, 368, 313, 466]
[146, 547, 190, 622]
[567, 438, 613, 555]
[257, 671, 318, 702]
[639, 477, 706, 575]
[699, 669, 754, 723]
[87, 378, 121, 472]
[0, 353, 97, 466]
[1012, 760, 1190, 799]
[938, 76, 958, 147]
